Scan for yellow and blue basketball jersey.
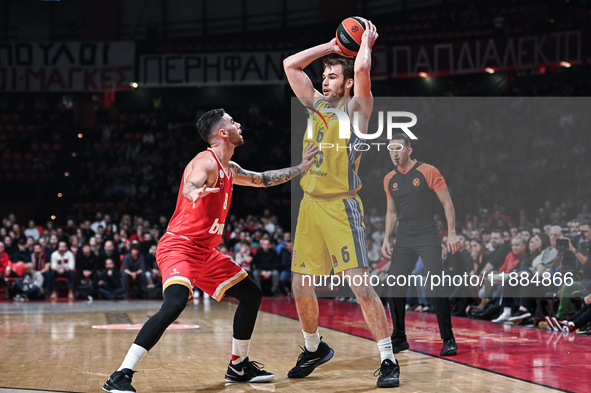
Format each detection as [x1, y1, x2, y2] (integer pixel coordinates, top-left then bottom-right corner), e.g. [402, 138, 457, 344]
[293, 99, 369, 276]
[301, 100, 362, 197]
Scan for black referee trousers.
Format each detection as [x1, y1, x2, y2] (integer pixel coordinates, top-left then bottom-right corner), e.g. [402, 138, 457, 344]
[386, 223, 453, 340]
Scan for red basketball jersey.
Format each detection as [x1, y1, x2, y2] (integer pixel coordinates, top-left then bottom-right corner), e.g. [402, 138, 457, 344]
[165, 148, 233, 249]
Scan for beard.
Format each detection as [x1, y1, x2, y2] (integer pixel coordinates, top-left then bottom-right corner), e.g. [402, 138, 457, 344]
[325, 83, 346, 102]
[231, 133, 244, 147]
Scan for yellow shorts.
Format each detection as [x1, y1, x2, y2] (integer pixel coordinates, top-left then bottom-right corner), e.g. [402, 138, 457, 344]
[292, 193, 369, 276]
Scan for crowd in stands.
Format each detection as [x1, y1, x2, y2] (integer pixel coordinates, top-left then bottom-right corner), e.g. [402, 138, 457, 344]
[368, 206, 591, 333]
[2, 199, 590, 333]
[0, 209, 296, 302]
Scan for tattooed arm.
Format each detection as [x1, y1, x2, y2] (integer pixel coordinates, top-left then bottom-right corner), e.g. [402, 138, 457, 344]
[230, 142, 318, 188]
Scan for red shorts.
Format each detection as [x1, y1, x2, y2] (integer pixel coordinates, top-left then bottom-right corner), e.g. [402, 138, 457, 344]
[157, 233, 247, 302]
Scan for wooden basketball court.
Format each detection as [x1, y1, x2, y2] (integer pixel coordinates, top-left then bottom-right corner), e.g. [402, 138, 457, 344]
[0, 297, 587, 392]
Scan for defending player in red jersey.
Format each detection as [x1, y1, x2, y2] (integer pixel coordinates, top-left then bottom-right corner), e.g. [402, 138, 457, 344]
[103, 108, 318, 393]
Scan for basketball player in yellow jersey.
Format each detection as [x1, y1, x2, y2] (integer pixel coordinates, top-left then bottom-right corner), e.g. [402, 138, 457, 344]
[283, 21, 400, 388]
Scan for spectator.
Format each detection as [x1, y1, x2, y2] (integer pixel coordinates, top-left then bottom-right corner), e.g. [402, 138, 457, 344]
[11, 238, 32, 263]
[76, 243, 99, 299]
[91, 212, 106, 234]
[251, 239, 280, 296]
[144, 244, 162, 299]
[11, 223, 26, 244]
[121, 244, 147, 299]
[497, 236, 527, 274]
[30, 242, 51, 292]
[69, 234, 80, 256]
[548, 292, 591, 333]
[64, 219, 78, 238]
[490, 236, 527, 323]
[97, 258, 125, 300]
[150, 225, 162, 243]
[0, 241, 11, 284]
[104, 214, 118, 233]
[104, 224, 115, 242]
[89, 236, 101, 256]
[278, 240, 293, 295]
[469, 239, 489, 275]
[481, 229, 492, 252]
[275, 232, 291, 255]
[264, 215, 278, 234]
[80, 219, 95, 240]
[44, 234, 59, 261]
[49, 241, 76, 300]
[577, 221, 591, 252]
[140, 232, 156, 255]
[117, 228, 130, 254]
[234, 240, 254, 273]
[12, 262, 45, 301]
[508, 233, 551, 323]
[554, 225, 591, 321]
[129, 225, 146, 243]
[532, 225, 561, 273]
[24, 220, 40, 241]
[481, 230, 511, 274]
[99, 240, 121, 271]
[519, 228, 532, 244]
[4, 236, 16, 256]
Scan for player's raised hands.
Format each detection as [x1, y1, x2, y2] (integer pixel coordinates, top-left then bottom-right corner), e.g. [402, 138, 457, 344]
[189, 184, 220, 209]
[361, 20, 378, 47]
[327, 38, 354, 58]
[298, 142, 320, 172]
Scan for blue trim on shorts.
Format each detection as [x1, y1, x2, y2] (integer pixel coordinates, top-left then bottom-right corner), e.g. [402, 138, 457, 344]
[343, 197, 369, 268]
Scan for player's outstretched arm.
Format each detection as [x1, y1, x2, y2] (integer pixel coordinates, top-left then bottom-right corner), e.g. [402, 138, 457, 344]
[283, 41, 343, 107]
[231, 142, 318, 188]
[182, 153, 220, 208]
[350, 20, 378, 133]
[353, 20, 378, 98]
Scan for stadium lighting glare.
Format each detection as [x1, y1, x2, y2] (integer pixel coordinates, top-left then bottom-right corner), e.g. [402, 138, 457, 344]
[418, 72, 429, 78]
[559, 61, 571, 68]
[485, 67, 495, 74]
[130, 82, 139, 88]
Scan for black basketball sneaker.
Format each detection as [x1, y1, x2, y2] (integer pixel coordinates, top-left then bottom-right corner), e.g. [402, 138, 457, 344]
[103, 368, 136, 393]
[374, 358, 400, 388]
[224, 357, 275, 383]
[287, 339, 334, 378]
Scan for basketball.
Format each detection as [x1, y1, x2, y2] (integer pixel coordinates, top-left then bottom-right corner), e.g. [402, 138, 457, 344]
[336, 16, 368, 56]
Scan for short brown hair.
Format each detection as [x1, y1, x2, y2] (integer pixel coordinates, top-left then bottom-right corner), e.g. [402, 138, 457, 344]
[323, 57, 354, 81]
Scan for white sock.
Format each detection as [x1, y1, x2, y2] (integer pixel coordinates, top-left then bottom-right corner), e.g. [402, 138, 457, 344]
[377, 337, 396, 363]
[303, 329, 320, 352]
[231, 338, 250, 365]
[501, 307, 511, 316]
[118, 343, 147, 371]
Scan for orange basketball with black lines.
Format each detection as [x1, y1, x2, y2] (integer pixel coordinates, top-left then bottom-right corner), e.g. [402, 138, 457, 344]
[336, 16, 367, 57]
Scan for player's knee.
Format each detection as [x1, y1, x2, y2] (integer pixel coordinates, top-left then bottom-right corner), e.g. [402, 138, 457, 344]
[227, 277, 262, 305]
[350, 282, 377, 298]
[241, 278, 262, 305]
[161, 285, 189, 320]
